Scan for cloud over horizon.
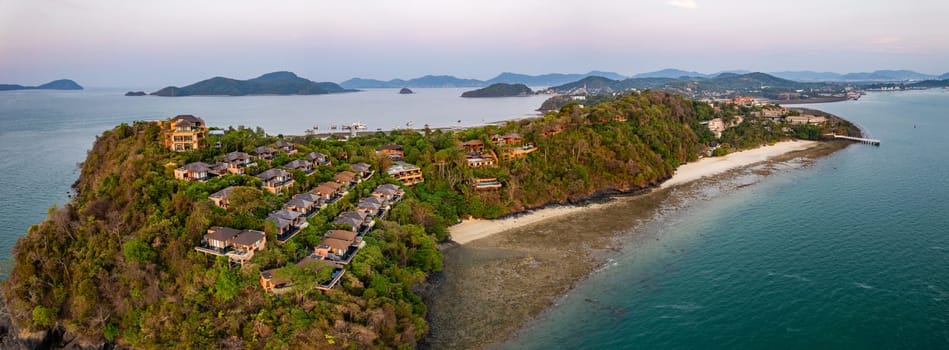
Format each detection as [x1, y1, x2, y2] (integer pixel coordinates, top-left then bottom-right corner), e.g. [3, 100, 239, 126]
[668, 0, 698, 9]
[0, 0, 946, 86]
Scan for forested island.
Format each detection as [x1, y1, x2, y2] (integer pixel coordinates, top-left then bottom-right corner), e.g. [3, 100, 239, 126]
[150, 71, 353, 97]
[0, 91, 858, 348]
[461, 83, 533, 98]
[0, 79, 83, 91]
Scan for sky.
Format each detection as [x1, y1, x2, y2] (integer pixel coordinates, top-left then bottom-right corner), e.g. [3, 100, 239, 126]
[1, 0, 948, 87]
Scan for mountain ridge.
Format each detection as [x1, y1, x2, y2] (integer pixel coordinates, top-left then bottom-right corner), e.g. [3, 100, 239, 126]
[340, 71, 628, 89]
[150, 71, 352, 96]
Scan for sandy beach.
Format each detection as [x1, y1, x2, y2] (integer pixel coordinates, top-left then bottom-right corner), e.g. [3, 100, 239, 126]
[449, 140, 819, 245]
[423, 140, 842, 349]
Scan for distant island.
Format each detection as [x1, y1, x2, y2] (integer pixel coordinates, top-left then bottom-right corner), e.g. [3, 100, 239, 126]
[0, 79, 82, 91]
[339, 71, 627, 89]
[150, 71, 354, 97]
[461, 83, 533, 98]
[339, 69, 949, 89]
[125, 91, 147, 96]
[399, 87, 414, 94]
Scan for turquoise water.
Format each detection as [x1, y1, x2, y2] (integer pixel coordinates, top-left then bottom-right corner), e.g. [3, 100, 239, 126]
[0, 88, 546, 265]
[506, 90, 949, 349]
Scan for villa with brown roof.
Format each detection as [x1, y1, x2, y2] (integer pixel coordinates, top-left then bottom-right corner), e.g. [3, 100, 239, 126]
[371, 183, 403, 201]
[334, 211, 368, 232]
[387, 161, 424, 186]
[224, 151, 255, 174]
[461, 139, 485, 152]
[491, 132, 523, 146]
[195, 226, 266, 263]
[255, 146, 278, 160]
[273, 140, 297, 155]
[356, 197, 385, 216]
[350, 163, 372, 178]
[209, 186, 237, 209]
[377, 144, 404, 160]
[164, 115, 207, 152]
[174, 162, 212, 181]
[257, 168, 295, 194]
[500, 144, 538, 161]
[284, 159, 314, 175]
[314, 230, 359, 260]
[312, 181, 344, 201]
[305, 152, 331, 166]
[334, 171, 358, 186]
[465, 151, 498, 168]
[267, 209, 307, 242]
[286, 193, 322, 216]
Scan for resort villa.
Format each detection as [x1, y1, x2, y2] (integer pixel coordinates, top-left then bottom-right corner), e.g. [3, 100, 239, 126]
[267, 209, 307, 240]
[257, 168, 295, 194]
[195, 226, 266, 263]
[305, 152, 331, 166]
[461, 139, 485, 152]
[500, 145, 538, 161]
[371, 183, 403, 201]
[387, 161, 424, 186]
[314, 230, 359, 260]
[273, 140, 297, 155]
[284, 159, 315, 175]
[491, 132, 523, 146]
[313, 181, 344, 201]
[255, 146, 278, 160]
[786, 115, 828, 126]
[465, 151, 498, 168]
[350, 163, 372, 178]
[334, 171, 358, 187]
[174, 162, 212, 181]
[164, 115, 207, 152]
[224, 151, 255, 175]
[208, 186, 237, 209]
[377, 144, 405, 160]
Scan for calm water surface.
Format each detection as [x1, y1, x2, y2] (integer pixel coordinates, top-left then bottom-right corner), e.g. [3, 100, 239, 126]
[0, 88, 547, 264]
[505, 90, 949, 348]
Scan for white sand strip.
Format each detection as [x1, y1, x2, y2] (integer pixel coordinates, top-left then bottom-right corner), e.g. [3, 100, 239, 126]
[449, 140, 820, 245]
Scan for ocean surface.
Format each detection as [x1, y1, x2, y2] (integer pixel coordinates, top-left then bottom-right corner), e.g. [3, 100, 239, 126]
[505, 89, 949, 348]
[0, 88, 547, 267]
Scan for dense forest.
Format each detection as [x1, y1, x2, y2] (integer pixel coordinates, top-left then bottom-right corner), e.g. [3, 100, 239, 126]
[1, 91, 851, 348]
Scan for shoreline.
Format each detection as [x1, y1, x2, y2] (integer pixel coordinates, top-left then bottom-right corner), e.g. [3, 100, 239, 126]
[448, 139, 820, 245]
[422, 140, 848, 349]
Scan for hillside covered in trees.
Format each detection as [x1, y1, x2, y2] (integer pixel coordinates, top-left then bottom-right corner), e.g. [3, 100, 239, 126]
[0, 91, 850, 348]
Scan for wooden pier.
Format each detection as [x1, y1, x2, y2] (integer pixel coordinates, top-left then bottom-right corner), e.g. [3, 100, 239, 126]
[828, 134, 880, 146]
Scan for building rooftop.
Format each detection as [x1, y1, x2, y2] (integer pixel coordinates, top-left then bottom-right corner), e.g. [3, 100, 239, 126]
[387, 161, 420, 175]
[257, 168, 291, 181]
[206, 226, 242, 242]
[178, 161, 212, 172]
[231, 230, 264, 246]
[209, 186, 236, 199]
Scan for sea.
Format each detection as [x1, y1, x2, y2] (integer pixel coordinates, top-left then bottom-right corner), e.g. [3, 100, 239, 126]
[504, 89, 949, 349]
[0, 87, 548, 269]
